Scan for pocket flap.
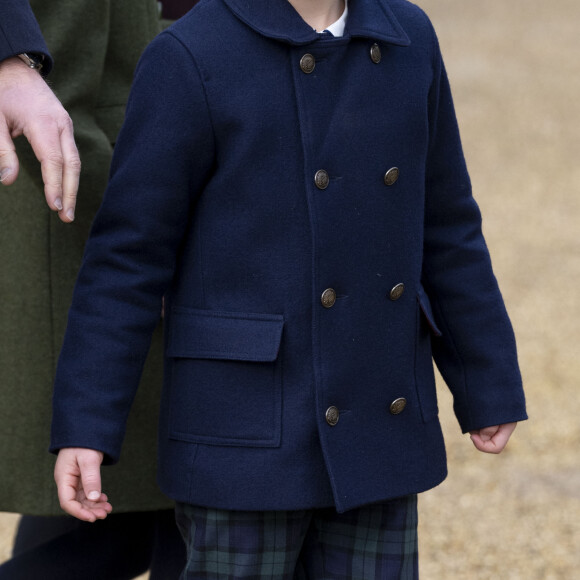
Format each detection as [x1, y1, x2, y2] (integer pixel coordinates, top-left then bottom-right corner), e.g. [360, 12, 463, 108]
[417, 286, 443, 337]
[167, 308, 284, 361]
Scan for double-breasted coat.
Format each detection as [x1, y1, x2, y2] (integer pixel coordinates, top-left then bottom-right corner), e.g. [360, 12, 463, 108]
[51, 0, 527, 514]
[0, 0, 172, 514]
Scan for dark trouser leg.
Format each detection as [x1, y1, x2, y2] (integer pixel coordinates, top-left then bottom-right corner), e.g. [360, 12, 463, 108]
[174, 496, 418, 580]
[0, 511, 157, 580]
[175, 504, 312, 579]
[298, 495, 419, 580]
[12, 515, 80, 557]
[149, 508, 187, 580]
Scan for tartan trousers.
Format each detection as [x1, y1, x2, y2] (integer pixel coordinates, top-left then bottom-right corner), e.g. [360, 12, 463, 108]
[175, 495, 418, 580]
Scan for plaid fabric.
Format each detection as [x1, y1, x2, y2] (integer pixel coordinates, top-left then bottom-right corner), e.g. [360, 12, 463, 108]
[175, 495, 418, 579]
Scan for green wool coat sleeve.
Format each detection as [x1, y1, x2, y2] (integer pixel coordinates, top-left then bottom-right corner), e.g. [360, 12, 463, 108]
[0, 0, 169, 515]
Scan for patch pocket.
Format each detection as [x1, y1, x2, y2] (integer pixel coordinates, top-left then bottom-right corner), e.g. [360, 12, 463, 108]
[414, 286, 442, 422]
[166, 308, 284, 447]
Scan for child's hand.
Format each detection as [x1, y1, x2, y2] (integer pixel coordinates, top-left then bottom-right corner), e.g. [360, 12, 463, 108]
[54, 447, 112, 522]
[469, 422, 517, 454]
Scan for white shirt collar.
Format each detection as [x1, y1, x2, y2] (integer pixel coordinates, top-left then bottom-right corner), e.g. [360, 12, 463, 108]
[320, 0, 348, 37]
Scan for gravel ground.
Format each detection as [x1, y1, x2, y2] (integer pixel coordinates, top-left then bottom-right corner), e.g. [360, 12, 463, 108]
[418, 1, 580, 578]
[2, 1, 579, 578]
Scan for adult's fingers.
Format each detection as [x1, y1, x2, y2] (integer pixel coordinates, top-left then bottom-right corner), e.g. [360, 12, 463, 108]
[0, 58, 80, 221]
[0, 118, 19, 186]
[26, 114, 71, 217]
[58, 117, 81, 222]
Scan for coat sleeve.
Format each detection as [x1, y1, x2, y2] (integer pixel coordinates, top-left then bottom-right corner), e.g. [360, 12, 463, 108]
[50, 31, 215, 462]
[0, 0, 52, 74]
[422, 33, 527, 433]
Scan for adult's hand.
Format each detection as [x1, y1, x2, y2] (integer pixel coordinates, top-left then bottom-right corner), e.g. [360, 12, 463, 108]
[54, 447, 112, 522]
[0, 56, 80, 222]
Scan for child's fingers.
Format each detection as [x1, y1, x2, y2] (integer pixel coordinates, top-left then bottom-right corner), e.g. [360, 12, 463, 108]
[477, 425, 499, 442]
[54, 447, 110, 521]
[77, 450, 104, 502]
[470, 423, 517, 454]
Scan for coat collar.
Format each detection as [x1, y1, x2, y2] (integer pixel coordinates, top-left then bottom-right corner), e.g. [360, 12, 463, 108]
[222, 0, 410, 47]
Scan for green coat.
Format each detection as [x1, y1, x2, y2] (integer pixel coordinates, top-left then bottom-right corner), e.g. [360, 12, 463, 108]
[0, 0, 171, 515]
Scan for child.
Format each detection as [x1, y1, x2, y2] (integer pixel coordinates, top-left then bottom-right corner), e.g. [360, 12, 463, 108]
[52, 0, 527, 577]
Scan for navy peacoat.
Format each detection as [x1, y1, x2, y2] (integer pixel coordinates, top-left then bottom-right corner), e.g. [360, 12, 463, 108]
[51, 0, 527, 513]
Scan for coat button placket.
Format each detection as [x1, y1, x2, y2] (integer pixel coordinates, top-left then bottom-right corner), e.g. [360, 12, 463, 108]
[300, 53, 316, 74]
[389, 283, 405, 301]
[370, 43, 382, 64]
[384, 167, 400, 186]
[314, 169, 330, 190]
[325, 406, 340, 426]
[321, 288, 337, 308]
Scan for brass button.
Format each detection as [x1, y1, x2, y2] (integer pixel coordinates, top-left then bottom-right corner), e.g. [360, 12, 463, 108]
[370, 43, 382, 64]
[389, 283, 405, 301]
[314, 169, 330, 190]
[321, 288, 337, 308]
[389, 398, 407, 415]
[384, 167, 399, 186]
[300, 53, 316, 74]
[326, 406, 340, 426]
